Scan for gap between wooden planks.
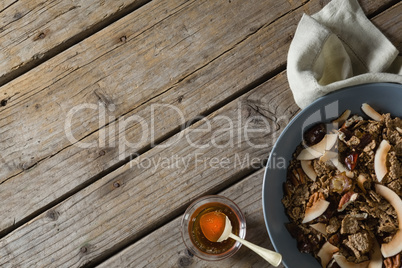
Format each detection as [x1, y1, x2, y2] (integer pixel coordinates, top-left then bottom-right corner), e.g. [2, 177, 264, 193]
[0, 68, 297, 267]
[0, 0, 151, 86]
[98, 168, 285, 268]
[97, 3, 402, 263]
[0, 0, 301, 181]
[0, 0, 397, 238]
[0, 0, 398, 266]
[0, 0, 307, 234]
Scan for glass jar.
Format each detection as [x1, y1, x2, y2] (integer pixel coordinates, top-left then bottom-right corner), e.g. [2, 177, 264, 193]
[181, 195, 246, 261]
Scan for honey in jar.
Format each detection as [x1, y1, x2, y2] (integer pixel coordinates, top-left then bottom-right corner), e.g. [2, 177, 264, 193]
[188, 202, 240, 254]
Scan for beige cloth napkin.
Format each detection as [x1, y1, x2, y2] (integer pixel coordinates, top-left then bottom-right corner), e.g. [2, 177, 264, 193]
[287, 0, 402, 109]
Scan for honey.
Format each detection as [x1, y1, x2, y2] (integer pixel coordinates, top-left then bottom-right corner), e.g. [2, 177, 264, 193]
[188, 202, 240, 255]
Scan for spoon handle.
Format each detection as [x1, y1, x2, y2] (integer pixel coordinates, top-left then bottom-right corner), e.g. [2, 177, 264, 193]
[228, 233, 282, 267]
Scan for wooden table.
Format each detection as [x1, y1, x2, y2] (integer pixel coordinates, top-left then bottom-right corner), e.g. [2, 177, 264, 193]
[0, 0, 400, 267]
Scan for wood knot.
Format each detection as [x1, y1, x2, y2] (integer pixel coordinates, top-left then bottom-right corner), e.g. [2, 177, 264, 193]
[185, 249, 193, 257]
[120, 35, 127, 42]
[177, 256, 192, 267]
[80, 246, 88, 254]
[113, 181, 121, 188]
[14, 12, 22, 19]
[177, 95, 184, 103]
[99, 150, 106, 156]
[33, 32, 47, 41]
[0, 98, 8, 107]
[47, 210, 59, 221]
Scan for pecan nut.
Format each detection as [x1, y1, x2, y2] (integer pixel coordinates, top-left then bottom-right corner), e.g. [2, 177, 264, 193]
[337, 191, 358, 212]
[306, 192, 325, 209]
[384, 253, 401, 268]
[290, 168, 306, 187]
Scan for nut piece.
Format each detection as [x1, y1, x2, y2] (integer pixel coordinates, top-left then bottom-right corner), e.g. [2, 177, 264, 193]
[330, 172, 353, 194]
[338, 191, 358, 212]
[384, 253, 401, 268]
[289, 168, 306, 187]
[302, 192, 330, 223]
[307, 192, 325, 208]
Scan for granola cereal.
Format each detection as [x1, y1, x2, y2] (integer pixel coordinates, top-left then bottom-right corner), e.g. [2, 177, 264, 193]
[282, 104, 402, 267]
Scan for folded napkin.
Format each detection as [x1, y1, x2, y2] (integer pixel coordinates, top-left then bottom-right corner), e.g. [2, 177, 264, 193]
[287, 0, 402, 108]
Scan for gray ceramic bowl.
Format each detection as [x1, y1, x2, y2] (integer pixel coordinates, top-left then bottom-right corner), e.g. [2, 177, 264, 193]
[262, 83, 402, 268]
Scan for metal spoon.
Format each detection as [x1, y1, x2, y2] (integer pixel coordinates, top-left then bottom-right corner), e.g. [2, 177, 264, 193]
[201, 212, 282, 267]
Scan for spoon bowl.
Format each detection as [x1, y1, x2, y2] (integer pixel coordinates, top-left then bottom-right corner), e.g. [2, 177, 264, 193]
[200, 211, 283, 267]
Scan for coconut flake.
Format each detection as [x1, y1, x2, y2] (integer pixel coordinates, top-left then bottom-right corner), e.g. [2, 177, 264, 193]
[361, 103, 383, 121]
[368, 239, 382, 268]
[397, 127, 402, 134]
[317, 241, 339, 268]
[301, 160, 317, 181]
[310, 223, 327, 235]
[375, 184, 402, 258]
[302, 199, 330, 223]
[357, 174, 368, 194]
[331, 158, 354, 178]
[320, 150, 338, 163]
[297, 146, 323, 160]
[333, 253, 370, 268]
[374, 140, 391, 182]
[297, 134, 338, 160]
[332, 109, 351, 126]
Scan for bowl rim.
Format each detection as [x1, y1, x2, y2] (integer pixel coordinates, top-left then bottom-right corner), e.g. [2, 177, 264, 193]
[262, 82, 402, 268]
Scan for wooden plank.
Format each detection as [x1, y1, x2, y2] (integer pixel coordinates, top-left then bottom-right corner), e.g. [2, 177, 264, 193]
[0, 0, 190, 182]
[0, 2, 399, 266]
[0, 0, 305, 233]
[371, 1, 402, 52]
[0, 70, 297, 267]
[0, 0, 298, 181]
[0, 0, 18, 13]
[0, 0, 150, 85]
[98, 168, 286, 268]
[0, 0, 399, 236]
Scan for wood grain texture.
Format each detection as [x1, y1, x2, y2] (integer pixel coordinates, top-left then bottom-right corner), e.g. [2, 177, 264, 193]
[0, 71, 297, 267]
[97, 168, 286, 268]
[0, 0, 150, 85]
[0, 0, 397, 238]
[0, 0, 400, 267]
[0, 0, 303, 234]
[371, 1, 402, 52]
[0, 0, 18, 13]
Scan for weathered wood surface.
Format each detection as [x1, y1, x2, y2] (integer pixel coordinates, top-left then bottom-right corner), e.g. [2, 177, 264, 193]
[0, 0, 150, 85]
[0, 70, 297, 267]
[0, 0, 397, 238]
[0, 0, 400, 267]
[0, 0, 303, 234]
[371, 1, 402, 52]
[98, 168, 286, 268]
